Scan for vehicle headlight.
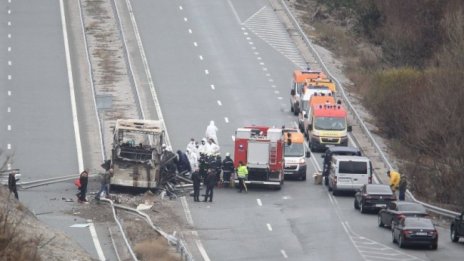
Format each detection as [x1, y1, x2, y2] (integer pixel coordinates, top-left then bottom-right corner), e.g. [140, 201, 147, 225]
[298, 158, 305, 164]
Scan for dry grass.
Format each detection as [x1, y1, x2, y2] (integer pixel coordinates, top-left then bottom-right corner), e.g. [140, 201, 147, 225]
[134, 238, 180, 261]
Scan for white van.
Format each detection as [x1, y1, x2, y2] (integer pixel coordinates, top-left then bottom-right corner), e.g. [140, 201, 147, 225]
[328, 155, 372, 195]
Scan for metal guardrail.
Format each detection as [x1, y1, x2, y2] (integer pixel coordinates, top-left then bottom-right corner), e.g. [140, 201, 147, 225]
[280, 0, 460, 218]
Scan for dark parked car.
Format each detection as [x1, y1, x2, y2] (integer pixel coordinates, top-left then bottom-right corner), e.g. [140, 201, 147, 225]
[392, 217, 438, 250]
[354, 184, 396, 213]
[378, 201, 428, 229]
[321, 146, 361, 185]
[451, 211, 464, 242]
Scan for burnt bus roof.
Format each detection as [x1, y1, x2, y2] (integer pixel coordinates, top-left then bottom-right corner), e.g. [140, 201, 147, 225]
[115, 119, 163, 134]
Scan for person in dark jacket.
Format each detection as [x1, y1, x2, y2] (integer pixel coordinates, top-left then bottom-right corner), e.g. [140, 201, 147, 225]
[8, 172, 19, 200]
[78, 169, 89, 204]
[398, 176, 408, 201]
[222, 153, 234, 186]
[203, 170, 217, 202]
[95, 168, 112, 200]
[191, 169, 201, 202]
[176, 150, 191, 175]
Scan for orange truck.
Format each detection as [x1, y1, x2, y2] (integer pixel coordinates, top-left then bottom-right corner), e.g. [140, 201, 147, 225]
[290, 69, 327, 115]
[299, 95, 351, 151]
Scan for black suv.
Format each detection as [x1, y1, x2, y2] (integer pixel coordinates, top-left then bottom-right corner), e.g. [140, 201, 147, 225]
[321, 146, 361, 185]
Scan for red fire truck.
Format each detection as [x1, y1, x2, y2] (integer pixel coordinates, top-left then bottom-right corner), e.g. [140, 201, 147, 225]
[234, 126, 284, 189]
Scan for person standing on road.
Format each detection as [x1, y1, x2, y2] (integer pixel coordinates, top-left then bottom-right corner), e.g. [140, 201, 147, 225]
[8, 172, 19, 200]
[191, 169, 201, 202]
[387, 170, 401, 193]
[78, 169, 89, 204]
[205, 120, 219, 145]
[398, 176, 408, 201]
[203, 170, 217, 202]
[95, 168, 112, 200]
[222, 153, 234, 187]
[237, 161, 248, 193]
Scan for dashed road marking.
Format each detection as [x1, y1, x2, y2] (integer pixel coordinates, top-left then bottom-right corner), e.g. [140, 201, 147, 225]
[8, 9, 11, 14]
[243, 32, 248, 35]
[8, 33, 11, 39]
[183, 17, 188, 22]
[257, 57, 262, 60]
[8, 46, 11, 52]
[8, 21, 12, 26]
[281, 249, 288, 259]
[8, 75, 12, 80]
[204, 69, 209, 75]
[268, 78, 274, 82]
[224, 117, 229, 123]
[259, 62, 264, 65]
[188, 29, 192, 34]
[8, 60, 12, 66]
[277, 97, 283, 100]
[87, 221, 106, 261]
[217, 100, 222, 106]
[8, 90, 12, 96]
[7, 107, 11, 112]
[179, 5, 183, 10]
[251, 46, 256, 50]
[210, 84, 215, 90]
[199, 55, 203, 60]
[249, 41, 254, 45]
[274, 90, 279, 94]
[257, 198, 262, 206]
[7, 144, 11, 150]
[266, 223, 272, 231]
[7, 125, 11, 131]
[193, 42, 198, 47]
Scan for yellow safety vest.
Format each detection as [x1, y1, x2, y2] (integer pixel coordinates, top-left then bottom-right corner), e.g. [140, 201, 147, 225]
[237, 165, 248, 178]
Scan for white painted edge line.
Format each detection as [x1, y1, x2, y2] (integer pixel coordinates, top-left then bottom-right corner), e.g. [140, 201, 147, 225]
[281, 249, 288, 259]
[256, 198, 262, 206]
[180, 196, 193, 226]
[60, 0, 84, 172]
[194, 237, 211, 261]
[243, 5, 266, 25]
[227, 0, 243, 24]
[88, 221, 106, 261]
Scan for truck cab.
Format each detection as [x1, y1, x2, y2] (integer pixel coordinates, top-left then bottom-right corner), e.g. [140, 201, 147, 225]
[282, 130, 310, 180]
[451, 211, 464, 242]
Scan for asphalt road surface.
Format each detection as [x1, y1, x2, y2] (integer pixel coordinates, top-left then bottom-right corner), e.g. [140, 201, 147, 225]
[130, 0, 464, 260]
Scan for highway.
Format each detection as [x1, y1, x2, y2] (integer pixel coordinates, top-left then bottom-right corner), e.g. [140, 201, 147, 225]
[130, 0, 464, 260]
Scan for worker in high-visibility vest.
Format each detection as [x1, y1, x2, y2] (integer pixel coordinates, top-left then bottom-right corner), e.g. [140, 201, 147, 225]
[387, 170, 401, 192]
[237, 161, 248, 193]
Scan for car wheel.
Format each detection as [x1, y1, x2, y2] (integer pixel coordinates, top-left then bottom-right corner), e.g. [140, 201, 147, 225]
[431, 243, 438, 250]
[398, 235, 405, 248]
[354, 199, 359, 210]
[451, 227, 459, 242]
[392, 230, 397, 243]
[378, 215, 384, 227]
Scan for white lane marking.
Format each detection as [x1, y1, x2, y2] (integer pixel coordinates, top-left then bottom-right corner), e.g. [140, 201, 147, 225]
[193, 41, 198, 47]
[246, 37, 251, 40]
[184, 17, 188, 22]
[277, 97, 283, 100]
[271, 84, 276, 88]
[188, 29, 192, 34]
[87, 221, 106, 261]
[254, 51, 259, 55]
[8, 60, 12, 66]
[7, 144, 11, 150]
[266, 223, 272, 231]
[8, 75, 12, 80]
[7, 125, 11, 131]
[8, 21, 12, 26]
[263, 68, 269, 72]
[7, 107, 11, 112]
[251, 46, 256, 50]
[210, 84, 215, 90]
[180, 196, 193, 225]
[8, 90, 12, 96]
[8, 33, 11, 38]
[268, 79, 274, 82]
[8, 46, 11, 52]
[60, 0, 84, 172]
[249, 41, 254, 45]
[8, 0, 11, 3]
[259, 62, 264, 65]
[257, 57, 262, 60]
[204, 69, 209, 75]
[224, 117, 229, 123]
[179, 5, 183, 10]
[281, 249, 288, 259]
[217, 100, 222, 106]
[231, 135, 235, 141]
[274, 90, 279, 94]
[199, 55, 203, 60]
[256, 198, 262, 206]
[243, 5, 266, 24]
[243, 32, 248, 35]
[8, 9, 11, 14]
[193, 231, 212, 261]
[227, 0, 243, 24]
